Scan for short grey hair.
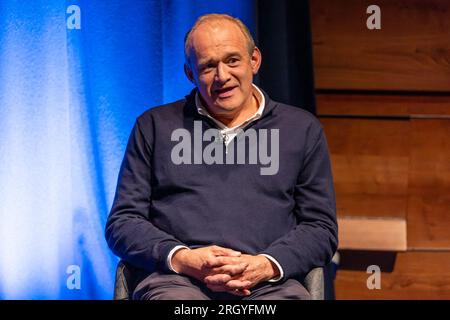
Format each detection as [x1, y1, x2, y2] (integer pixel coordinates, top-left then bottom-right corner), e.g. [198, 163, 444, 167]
[184, 13, 256, 65]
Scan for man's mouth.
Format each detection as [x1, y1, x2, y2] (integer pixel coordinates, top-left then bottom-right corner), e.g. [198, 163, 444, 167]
[214, 86, 236, 98]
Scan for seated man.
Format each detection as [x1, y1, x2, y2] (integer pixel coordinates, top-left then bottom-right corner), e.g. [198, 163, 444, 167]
[105, 13, 338, 300]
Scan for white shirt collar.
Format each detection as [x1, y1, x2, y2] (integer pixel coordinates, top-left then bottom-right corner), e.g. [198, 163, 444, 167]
[195, 84, 266, 131]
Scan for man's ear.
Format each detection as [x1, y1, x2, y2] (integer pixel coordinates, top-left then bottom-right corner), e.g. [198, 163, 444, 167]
[184, 63, 195, 84]
[250, 47, 262, 75]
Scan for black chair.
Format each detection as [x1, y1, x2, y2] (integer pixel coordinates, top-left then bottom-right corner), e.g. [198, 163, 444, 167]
[113, 260, 325, 300]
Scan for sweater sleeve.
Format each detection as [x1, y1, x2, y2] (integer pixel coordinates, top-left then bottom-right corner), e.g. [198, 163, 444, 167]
[260, 127, 338, 280]
[105, 119, 186, 273]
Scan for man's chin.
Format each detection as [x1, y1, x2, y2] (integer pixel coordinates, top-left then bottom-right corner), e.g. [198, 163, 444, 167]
[213, 104, 240, 114]
[212, 98, 242, 111]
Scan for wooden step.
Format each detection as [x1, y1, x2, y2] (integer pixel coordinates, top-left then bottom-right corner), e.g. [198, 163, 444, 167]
[338, 216, 407, 251]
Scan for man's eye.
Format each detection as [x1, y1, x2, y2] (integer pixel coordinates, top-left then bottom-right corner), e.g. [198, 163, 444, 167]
[200, 65, 213, 73]
[228, 58, 239, 65]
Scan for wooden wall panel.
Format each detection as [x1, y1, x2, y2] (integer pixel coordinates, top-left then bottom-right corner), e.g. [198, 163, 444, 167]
[335, 251, 450, 299]
[317, 94, 450, 117]
[310, 0, 450, 91]
[321, 118, 409, 218]
[407, 119, 450, 249]
[311, 0, 450, 299]
[319, 96, 450, 249]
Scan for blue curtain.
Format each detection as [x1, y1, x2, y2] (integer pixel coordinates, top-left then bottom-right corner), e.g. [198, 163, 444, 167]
[0, 0, 254, 299]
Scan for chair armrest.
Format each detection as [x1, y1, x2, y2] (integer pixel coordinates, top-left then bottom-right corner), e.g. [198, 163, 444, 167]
[113, 260, 135, 300]
[303, 267, 324, 300]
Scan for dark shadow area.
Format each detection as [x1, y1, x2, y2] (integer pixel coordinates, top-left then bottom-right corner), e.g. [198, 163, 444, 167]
[255, 0, 316, 114]
[338, 250, 398, 273]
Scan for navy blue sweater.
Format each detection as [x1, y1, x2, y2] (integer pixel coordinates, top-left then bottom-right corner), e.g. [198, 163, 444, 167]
[105, 90, 338, 281]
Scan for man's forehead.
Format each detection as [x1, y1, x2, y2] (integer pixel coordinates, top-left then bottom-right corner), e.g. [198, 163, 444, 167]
[189, 21, 247, 56]
[190, 20, 245, 45]
[191, 44, 245, 66]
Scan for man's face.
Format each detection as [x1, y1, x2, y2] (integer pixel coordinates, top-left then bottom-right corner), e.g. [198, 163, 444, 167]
[185, 20, 261, 117]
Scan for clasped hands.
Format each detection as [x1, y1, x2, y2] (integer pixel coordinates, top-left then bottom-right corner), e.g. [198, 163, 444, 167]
[171, 245, 279, 296]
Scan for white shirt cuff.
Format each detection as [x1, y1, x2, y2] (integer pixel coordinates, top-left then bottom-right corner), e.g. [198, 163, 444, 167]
[259, 254, 284, 282]
[167, 245, 190, 273]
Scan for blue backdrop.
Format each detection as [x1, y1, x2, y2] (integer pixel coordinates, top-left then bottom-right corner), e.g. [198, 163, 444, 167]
[0, 0, 254, 299]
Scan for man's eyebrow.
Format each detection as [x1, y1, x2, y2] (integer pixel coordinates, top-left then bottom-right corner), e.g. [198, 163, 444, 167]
[224, 52, 243, 59]
[198, 58, 216, 67]
[198, 52, 243, 66]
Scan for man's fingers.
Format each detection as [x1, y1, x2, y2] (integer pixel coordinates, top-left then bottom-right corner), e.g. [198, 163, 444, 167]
[204, 275, 251, 289]
[215, 256, 242, 266]
[204, 274, 231, 285]
[211, 263, 248, 276]
[225, 279, 253, 290]
[204, 256, 242, 268]
[232, 288, 251, 296]
[211, 246, 241, 257]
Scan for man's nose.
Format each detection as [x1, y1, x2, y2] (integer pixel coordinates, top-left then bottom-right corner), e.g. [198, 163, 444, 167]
[214, 62, 231, 84]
